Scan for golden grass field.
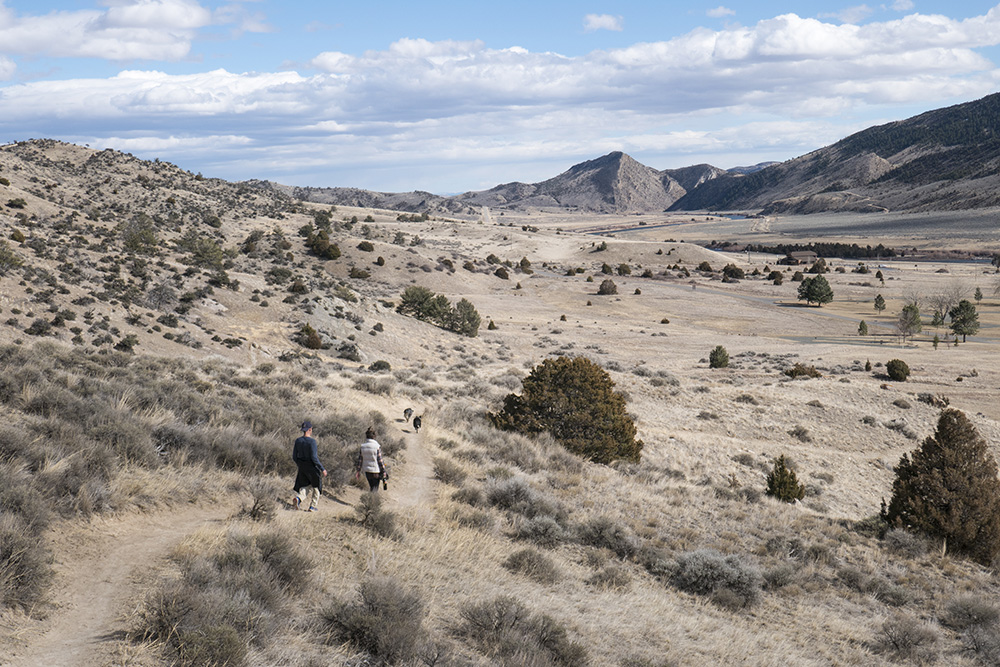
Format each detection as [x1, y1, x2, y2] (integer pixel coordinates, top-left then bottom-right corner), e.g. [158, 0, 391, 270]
[2, 141, 1000, 666]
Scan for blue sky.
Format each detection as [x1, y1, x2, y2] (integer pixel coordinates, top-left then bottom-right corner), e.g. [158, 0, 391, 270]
[1, 1, 999, 194]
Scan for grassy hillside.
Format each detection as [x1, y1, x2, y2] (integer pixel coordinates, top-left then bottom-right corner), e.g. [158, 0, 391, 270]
[3, 140, 1000, 666]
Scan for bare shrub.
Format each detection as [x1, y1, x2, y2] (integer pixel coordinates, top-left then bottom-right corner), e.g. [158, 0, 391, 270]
[882, 528, 928, 558]
[352, 375, 396, 396]
[672, 548, 762, 609]
[455, 595, 587, 666]
[503, 548, 560, 584]
[433, 457, 468, 486]
[513, 515, 567, 549]
[322, 577, 426, 664]
[942, 595, 1000, 630]
[574, 516, 640, 559]
[238, 477, 278, 522]
[0, 512, 53, 611]
[355, 493, 402, 540]
[875, 612, 939, 663]
[587, 564, 632, 590]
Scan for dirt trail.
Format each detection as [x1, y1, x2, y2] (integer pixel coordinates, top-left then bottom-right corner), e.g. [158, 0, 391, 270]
[3, 503, 227, 667]
[2, 418, 436, 667]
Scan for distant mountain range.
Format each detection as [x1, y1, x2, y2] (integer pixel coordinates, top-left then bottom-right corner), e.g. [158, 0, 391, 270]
[284, 92, 1000, 215]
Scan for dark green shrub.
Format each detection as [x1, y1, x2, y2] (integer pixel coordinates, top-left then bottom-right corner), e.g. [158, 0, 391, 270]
[597, 279, 618, 295]
[886, 359, 910, 381]
[784, 363, 820, 378]
[488, 356, 642, 464]
[708, 345, 728, 369]
[672, 548, 762, 609]
[697, 261, 712, 272]
[396, 286, 480, 337]
[495, 266, 509, 280]
[503, 547, 559, 584]
[369, 360, 391, 372]
[766, 455, 804, 502]
[883, 408, 1000, 565]
[322, 577, 426, 664]
[24, 318, 52, 336]
[295, 323, 322, 349]
[722, 264, 745, 280]
[456, 595, 587, 666]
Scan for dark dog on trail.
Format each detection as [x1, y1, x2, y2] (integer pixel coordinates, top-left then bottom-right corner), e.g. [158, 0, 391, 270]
[403, 407, 413, 423]
[412, 415, 422, 432]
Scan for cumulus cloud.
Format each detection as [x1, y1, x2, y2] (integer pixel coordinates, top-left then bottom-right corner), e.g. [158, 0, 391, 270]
[583, 14, 623, 32]
[2, 7, 1000, 190]
[0, 0, 241, 61]
[707, 7, 735, 18]
[889, 0, 915, 10]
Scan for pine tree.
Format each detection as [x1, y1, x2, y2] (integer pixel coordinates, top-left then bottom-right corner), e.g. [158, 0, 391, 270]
[883, 409, 1000, 565]
[488, 356, 643, 464]
[949, 299, 980, 342]
[766, 455, 805, 503]
[858, 320, 868, 336]
[874, 294, 886, 314]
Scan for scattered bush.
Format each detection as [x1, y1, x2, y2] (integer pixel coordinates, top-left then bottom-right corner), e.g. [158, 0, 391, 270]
[456, 595, 587, 666]
[784, 363, 820, 379]
[765, 455, 805, 502]
[942, 595, 1000, 631]
[488, 356, 642, 464]
[355, 493, 402, 540]
[875, 613, 939, 663]
[672, 548, 762, 609]
[432, 456, 467, 486]
[396, 286, 481, 337]
[575, 515, 640, 559]
[597, 279, 618, 295]
[886, 359, 910, 382]
[708, 345, 729, 369]
[322, 577, 426, 664]
[503, 548, 559, 584]
[0, 513, 53, 610]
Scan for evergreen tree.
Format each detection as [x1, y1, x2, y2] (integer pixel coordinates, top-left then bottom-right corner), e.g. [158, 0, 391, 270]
[797, 275, 833, 306]
[974, 286, 984, 304]
[709, 345, 729, 369]
[858, 320, 868, 336]
[766, 455, 805, 503]
[488, 356, 642, 464]
[874, 294, 887, 314]
[883, 409, 1000, 565]
[949, 299, 980, 342]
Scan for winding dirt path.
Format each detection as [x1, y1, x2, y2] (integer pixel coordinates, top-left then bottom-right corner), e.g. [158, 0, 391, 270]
[2, 503, 228, 667]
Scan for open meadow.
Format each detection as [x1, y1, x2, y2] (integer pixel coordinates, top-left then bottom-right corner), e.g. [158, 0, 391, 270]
[2, 147, 1000, 666]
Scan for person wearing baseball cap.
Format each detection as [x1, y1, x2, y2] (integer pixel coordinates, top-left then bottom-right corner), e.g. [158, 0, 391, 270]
[291, 420, 327, 511]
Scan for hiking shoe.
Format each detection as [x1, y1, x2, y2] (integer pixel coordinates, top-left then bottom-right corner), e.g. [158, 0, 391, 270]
[308, 506, 318, 512]
[292, 496, 300, 510]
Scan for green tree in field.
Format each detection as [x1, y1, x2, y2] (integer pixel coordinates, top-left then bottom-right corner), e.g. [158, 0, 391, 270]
[488, 356, 642, 464]
[874, 294, 886, 314]
[396, 286, 480, 337]
[766, 455, 805, 503]
[858, 320, 868, 336]
[949, 299, 980, 342]
[974, 287, 983, 304]
[797, 275, 833, 306]
[883, 408, 1000, 565]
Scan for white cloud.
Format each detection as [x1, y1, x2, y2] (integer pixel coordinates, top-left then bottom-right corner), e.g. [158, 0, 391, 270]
[3, 7, 1000, 190]
[583, 14, 623, 33]
[0, 55, 14, 80]
[0, 0, 246, 61]
[818, 5, 874, 25]
[889, 0, 915, 10]
[707, 7, 735, 19]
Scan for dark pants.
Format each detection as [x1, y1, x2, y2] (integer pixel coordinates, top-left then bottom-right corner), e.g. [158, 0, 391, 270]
[365, 472, 382, 492]
[294, 462, 323, 494]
